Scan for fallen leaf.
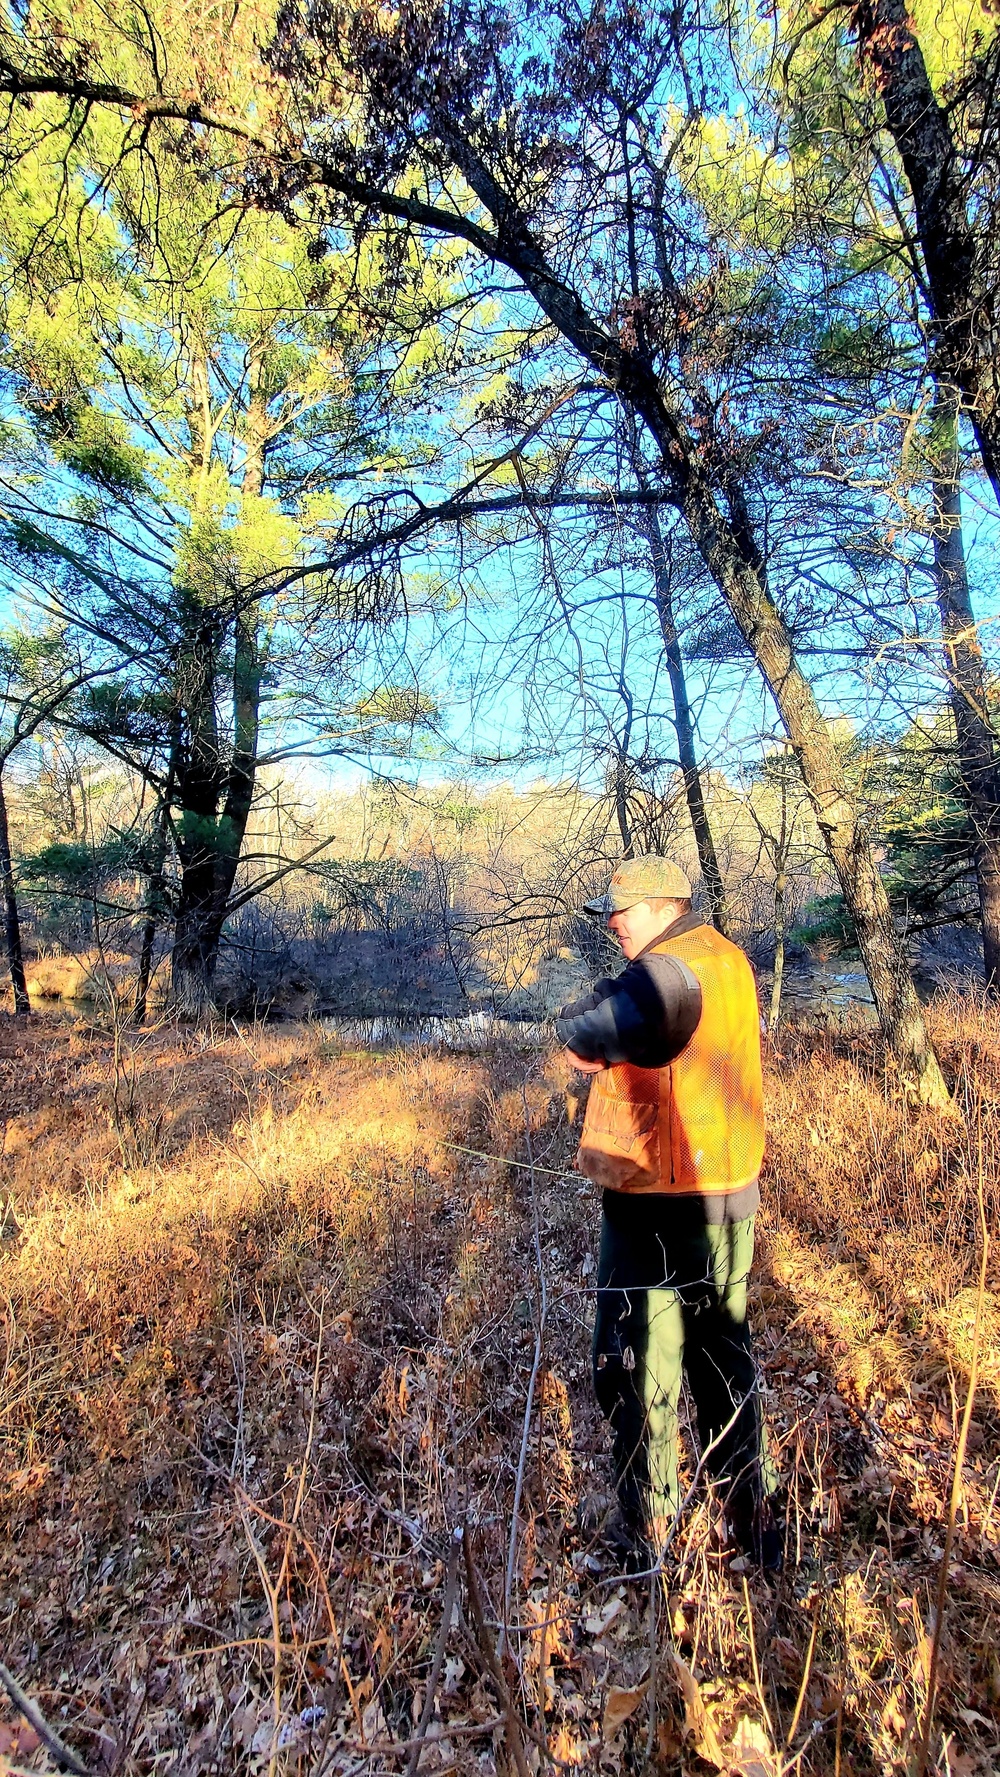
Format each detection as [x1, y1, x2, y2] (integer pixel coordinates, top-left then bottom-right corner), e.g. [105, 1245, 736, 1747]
[721, 1713, 777, 1777]
[945, 1750, 978, 1777]
[603, 1683, 647, 1737]
[656, 1719, 683, 1758]
[669, 1655, 727, 1767]
[9, 1463, 53, 1499]
[584, 1596, 623, 1637]
[550, 1724, 589, 1764]
[361, 1696, 388, 1742]
[0, 1722, 42, 1757]
[372, 1620, 393, 1676]
[667, 1663, 776, 1773]
[880, 1684, 909, 1739]
[251, 1716, 277, 1755]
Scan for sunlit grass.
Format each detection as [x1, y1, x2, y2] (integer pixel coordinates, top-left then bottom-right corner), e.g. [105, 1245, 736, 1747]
[1, 999, 998, 1773]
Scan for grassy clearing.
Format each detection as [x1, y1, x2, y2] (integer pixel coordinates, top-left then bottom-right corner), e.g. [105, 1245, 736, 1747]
[1, 998, 999, 1775]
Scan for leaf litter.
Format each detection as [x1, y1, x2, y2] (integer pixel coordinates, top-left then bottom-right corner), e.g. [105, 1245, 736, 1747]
[0, 998, 999, 1772]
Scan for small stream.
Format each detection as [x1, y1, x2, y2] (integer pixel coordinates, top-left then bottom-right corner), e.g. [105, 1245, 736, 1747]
[318, 1009, 549, 1050]
[25, 962, 880, 1043]
[317, 962, 879, 1051]
[777, 961, 875, 1017]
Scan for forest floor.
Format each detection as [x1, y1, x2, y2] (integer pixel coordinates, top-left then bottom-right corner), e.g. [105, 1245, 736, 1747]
[1, 996, 999, 1777]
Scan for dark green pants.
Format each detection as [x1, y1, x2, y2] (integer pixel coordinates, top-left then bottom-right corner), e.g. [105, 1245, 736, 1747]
[593, 1194, 773, 1528]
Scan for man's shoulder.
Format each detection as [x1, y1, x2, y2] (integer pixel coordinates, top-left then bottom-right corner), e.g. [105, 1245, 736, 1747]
[640, 948, 701, 991]
[658, 923, 752, 968]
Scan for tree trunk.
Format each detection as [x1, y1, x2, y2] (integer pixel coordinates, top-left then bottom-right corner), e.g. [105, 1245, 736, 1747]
[930, 386, 1000, 987]
[641, 502, 730, 933]
[612, 753, 633, 855]
[769, 864, 786, 1035]
[0, 768, 29, 1016]
[135, 895, 158, 1026]
[673, 467, 949, 1107]
[852, 0, 1000, 514]
[170, 385, 267, 1014]
[171, 609, 225, 1014]
[170, 666, 259, 1014]
[169, 651, 260, 1015]
[135, 716, 180, 1024]
[438, 135, 949, 1103]
[171, 893, 226, 1016]
[134, 798, 172, 1025]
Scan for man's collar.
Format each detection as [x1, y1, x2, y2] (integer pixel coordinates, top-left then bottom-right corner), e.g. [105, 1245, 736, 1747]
[635, 909, 706, 959]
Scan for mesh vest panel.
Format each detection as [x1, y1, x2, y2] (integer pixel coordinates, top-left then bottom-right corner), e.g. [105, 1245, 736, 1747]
[577, 926, 765, 1195]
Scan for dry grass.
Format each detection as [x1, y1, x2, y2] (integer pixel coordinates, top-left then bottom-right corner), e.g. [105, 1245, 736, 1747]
[0, 997, 998, 1776]
[23, 952, 138, 1009]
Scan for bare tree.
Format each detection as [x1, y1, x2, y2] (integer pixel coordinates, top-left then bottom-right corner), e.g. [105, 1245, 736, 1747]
[639, 498, 729, 932]
[928, 385, 1000, 986]
[0, 0, 955, 1100]
[0, 638, 104, 1015]
[850, 1, 1000, 510]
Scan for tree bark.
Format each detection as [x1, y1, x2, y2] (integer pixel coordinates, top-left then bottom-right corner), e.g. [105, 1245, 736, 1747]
[770, 862, 786, 1035]
[134, 713, 181, 1024]
[930, 386, 1000, 987]
[672, 464, 948, 1104]
[0, 769, 29, 1016]
[852, 0, 1000, 513]
[609, 676, 635, 855]
[433, 130, 949, 1102]
[170, 604, 262, 1013]
[769, 767, 790, 1034]
[641, 502, 730, 933]
[170, 376, 267, 1013]
[171, 607, 224, 1014]
[135, 795, 172, 1024]
[0, 67, 949, 1097]
[612, 753, 633, 855]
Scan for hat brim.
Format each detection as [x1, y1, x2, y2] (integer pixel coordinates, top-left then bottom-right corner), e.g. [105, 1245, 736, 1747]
[582, 893, 646, 916]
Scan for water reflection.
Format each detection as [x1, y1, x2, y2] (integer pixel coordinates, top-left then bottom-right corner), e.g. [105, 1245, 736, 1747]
[779, 961, 875, 1018]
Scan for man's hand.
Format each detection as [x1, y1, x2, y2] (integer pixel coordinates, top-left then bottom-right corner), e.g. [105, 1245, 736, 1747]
[565, 1050, 607, 1074]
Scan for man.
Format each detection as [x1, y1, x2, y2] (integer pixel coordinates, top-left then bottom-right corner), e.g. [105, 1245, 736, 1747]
[556, 854, 780, 1572]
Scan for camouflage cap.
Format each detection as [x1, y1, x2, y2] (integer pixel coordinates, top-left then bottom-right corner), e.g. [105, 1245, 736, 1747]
[583, 854, 692, 917]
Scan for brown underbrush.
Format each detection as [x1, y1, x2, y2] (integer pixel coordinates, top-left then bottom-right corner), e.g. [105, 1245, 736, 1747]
[1, 996, 998, 1776]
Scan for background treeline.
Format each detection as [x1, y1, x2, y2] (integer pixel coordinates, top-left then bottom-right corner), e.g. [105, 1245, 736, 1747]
[3, 722, 980, 1022]
[0, 0, 998, 1103]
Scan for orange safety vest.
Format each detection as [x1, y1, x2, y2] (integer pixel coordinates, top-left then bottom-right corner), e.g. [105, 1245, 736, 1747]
[576, 924, 764, 1196]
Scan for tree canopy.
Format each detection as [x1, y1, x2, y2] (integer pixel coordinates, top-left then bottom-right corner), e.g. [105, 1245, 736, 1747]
[0, 0, 997, 1093]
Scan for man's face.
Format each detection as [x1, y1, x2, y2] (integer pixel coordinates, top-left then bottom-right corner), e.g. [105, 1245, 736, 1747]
[607, 899, 679, 960]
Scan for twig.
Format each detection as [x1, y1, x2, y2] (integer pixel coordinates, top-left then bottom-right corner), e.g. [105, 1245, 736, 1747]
[779, 1709, 842, 1775]
[742, 1576, 777, 1748]
[162, 1634, 331, 1661]
[500, 1086, 549, 1657]
[345, 1715, 504, 1757]
[405, 1525, 464, 1777]
[0, 1661, 90, 1776]
[286, 1296, 327, 1538]
[235, 1490, 285, 1777]
[462, 1529, 532, 1777]
[913, 1156, 990, 1777]
[437, 1137, 577, 1181]
[644, 1566, 658, 1763]
[784, 1595, 820, 1751]
[596, 1382, 756, 1586]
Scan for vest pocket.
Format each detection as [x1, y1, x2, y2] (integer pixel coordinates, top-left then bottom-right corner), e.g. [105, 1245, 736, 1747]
[578, 1082, 660, 1190]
